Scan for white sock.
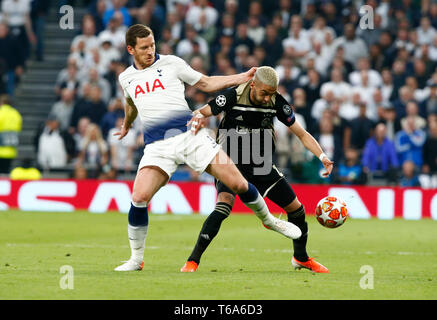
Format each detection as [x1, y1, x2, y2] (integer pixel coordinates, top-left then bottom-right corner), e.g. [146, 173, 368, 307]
[128, 224, 148, 264]
[244, 193, 275, 226]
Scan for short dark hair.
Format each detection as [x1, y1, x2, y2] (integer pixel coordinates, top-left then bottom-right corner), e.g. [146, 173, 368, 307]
[125, 24, 154, 48]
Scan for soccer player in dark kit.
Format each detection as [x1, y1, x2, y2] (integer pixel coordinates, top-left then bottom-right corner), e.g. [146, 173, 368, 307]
[181, 66, 334, 273]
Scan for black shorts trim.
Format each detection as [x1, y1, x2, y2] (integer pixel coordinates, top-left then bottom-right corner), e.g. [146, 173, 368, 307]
[264, 177, 297, 208]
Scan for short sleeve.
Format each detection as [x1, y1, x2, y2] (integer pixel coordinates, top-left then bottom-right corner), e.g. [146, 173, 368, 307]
[173, 56, 203, 86]
[207, 88, 237, 115]
[275, 94, 296, 127]
[118, 75, 131, 99]
[123, 87, 130, 99]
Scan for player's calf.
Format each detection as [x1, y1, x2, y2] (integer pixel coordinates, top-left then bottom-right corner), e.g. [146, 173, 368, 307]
[186, 201, 232, 266]
[287, 204, 309, 262]
[115, 201, 149, 271]
[128, 201, 149, 263]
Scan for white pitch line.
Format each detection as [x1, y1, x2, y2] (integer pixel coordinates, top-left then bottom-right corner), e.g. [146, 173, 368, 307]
[5, 243, 129, 249]
[4, 243, 435, 256]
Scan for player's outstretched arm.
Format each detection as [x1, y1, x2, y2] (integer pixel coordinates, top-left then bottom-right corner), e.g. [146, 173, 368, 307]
[289, 120, 334, 177]
[194, 104, 213, 118]
[187, 104, 213, 135]
[113, 97, 138, 140]
[194, 67, 257, 93]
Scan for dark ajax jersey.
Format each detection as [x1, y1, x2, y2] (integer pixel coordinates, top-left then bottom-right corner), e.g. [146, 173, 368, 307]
[208, 81, 296, 171]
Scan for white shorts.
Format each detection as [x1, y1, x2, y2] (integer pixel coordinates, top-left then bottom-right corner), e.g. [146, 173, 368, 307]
[138, 129, 221, 178]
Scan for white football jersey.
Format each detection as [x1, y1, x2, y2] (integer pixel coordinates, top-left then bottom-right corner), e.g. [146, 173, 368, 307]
[118, 54, 203, 144]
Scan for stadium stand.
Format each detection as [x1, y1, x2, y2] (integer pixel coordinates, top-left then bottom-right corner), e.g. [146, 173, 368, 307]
[2, 0, 437, 188]
[2, 2, 87, 172]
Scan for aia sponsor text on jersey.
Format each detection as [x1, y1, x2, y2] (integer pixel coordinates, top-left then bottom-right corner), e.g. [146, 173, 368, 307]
[134, 79, 165, 98]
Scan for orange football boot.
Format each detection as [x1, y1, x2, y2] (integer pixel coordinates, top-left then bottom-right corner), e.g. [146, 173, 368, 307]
[292, 257, 329, 273]
[180, 261, 198, 272]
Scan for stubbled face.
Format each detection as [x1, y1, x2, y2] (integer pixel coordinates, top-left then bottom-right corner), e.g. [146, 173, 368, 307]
[249, 80, 277, 105]
[128, 35, 156, 69]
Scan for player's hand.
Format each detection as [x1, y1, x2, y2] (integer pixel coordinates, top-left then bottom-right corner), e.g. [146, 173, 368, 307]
[187, 113, 207, 135]
[113, 124, 129, 140]
[240, 67, 257, 83]
[320, 155, 334, 178]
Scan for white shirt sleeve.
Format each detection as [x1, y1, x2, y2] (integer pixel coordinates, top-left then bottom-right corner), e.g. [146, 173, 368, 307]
[123, 87, 130, 99]
[172, 56, 203, 86]
[118, 74, 131, 99]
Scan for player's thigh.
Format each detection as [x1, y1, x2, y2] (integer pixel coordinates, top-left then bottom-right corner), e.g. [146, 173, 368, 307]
[206, 149, 248, 194]
[139, 138, 179, 178]
[182, 129, 221, 173]
[132, 166, 169, 203]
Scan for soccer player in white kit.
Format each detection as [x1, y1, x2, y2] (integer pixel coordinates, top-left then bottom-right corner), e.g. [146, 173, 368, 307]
[114, 24, 301, 271]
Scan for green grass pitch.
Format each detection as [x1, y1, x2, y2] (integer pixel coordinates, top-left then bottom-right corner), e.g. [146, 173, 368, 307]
[0, 210, 436, 300]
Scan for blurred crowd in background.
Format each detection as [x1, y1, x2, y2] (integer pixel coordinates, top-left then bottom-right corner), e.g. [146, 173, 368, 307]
[1, 0, 437, 188]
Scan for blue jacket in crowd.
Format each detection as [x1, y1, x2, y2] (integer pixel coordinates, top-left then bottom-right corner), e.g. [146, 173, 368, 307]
[394, 129, 426, 167]
[362, 137, 399, 172]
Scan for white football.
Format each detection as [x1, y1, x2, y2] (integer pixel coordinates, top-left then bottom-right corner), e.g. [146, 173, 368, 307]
[315, 196, 349, 228]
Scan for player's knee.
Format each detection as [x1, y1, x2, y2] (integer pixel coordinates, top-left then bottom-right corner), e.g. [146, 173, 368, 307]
[132, 192, 152, 204]
[231, 180, 248, 194]
[284, 197, 301, 212]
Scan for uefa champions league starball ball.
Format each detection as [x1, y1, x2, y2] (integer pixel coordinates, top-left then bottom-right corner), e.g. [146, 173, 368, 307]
[315, 196, 349, 228]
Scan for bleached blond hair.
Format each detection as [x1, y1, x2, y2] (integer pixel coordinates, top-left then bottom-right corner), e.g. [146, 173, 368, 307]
[254, 66, 279, 88]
